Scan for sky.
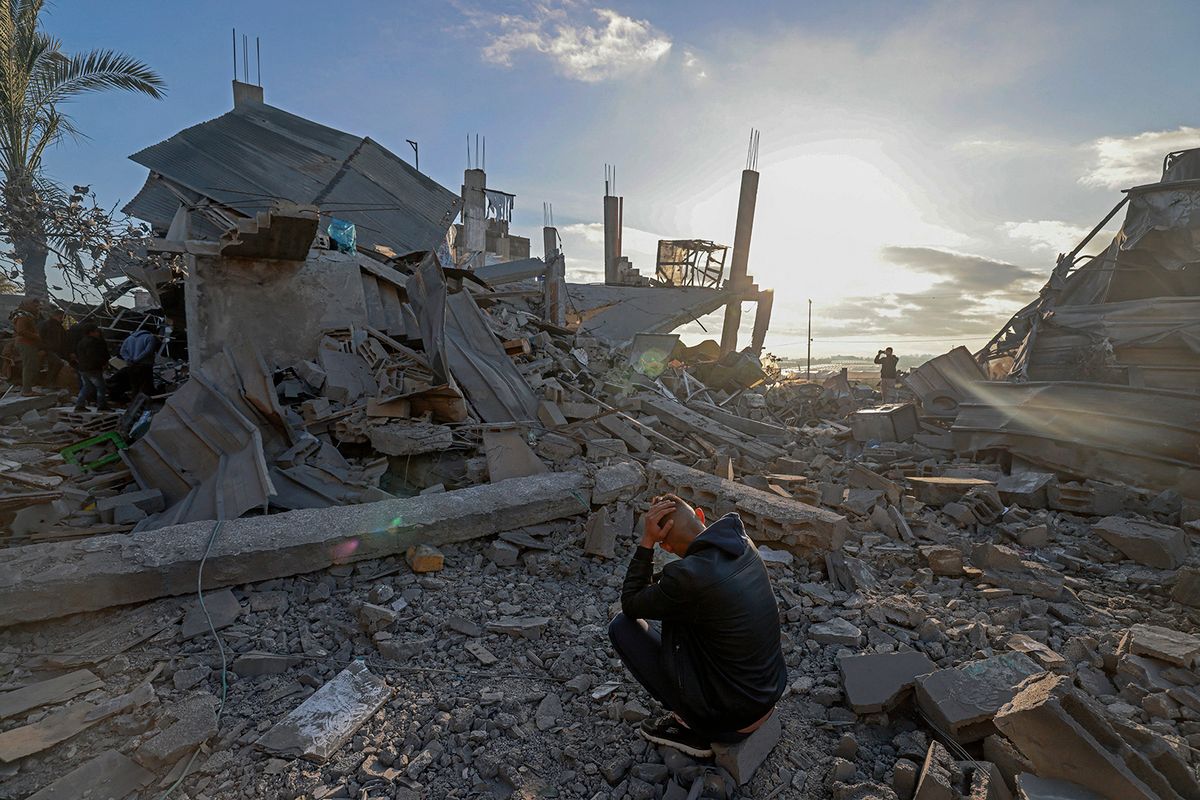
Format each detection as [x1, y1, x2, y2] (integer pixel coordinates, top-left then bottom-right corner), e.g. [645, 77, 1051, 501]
[39, 0, 1200, 358]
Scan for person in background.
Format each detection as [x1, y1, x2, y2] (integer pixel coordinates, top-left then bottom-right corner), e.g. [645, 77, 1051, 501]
[74, 323, 109, 411]
[9, 298, 42, 396]
[36, 307, 68, 386]
[119, 327, 158, 400]
[874, 346, 899, 403]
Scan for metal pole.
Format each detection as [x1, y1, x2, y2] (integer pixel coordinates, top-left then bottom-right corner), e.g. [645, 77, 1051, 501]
[806, 298, 812, 381]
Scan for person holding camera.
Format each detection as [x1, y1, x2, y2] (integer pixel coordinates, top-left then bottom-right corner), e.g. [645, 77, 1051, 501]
[874, 346, 899, 403]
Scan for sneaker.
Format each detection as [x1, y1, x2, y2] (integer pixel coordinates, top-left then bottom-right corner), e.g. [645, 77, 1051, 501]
[638, 714, 713, 757]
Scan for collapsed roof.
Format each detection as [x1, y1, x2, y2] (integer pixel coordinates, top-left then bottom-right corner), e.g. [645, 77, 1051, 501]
[981, 147, 1200, 391]
[123, 97, 461, 258]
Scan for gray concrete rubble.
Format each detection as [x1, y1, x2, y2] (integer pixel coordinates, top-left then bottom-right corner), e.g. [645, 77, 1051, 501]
[5, 93, 1200, 800]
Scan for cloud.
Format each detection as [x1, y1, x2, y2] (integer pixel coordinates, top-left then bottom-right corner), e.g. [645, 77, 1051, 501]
[879, 246, 1040, 295]
[1002, 219, 1090, 253]
[1081, 127, 1200, 189]
[476, 4, 671, 82]
[793, 245, 1043, 344]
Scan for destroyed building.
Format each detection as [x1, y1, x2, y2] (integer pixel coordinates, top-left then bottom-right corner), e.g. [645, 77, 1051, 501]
[2, 80, 1200, 800]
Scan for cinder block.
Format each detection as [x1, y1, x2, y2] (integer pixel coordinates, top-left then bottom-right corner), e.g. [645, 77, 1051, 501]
[711, 710, 781, 785]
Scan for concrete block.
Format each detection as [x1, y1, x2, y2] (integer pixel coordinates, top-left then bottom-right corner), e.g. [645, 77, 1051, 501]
[406, 544, 444, 573]
[231, 652, 302, 677]
[1126, 623, 1200, 668]
[484, 428, 549, 481]
[995, 672, 1200, 800]
[850, 403, 920, 443]
[919, 545, 963, 576]
[0, 472, 591, 628]
[1171, 567, 1200, 607]
[585, 437, 628, 460]
[593, 461, 645, 505]
[485, 539, 520, 566]
[649, 459, 847, 563]
[583, 508, 617, 559]
[113, 505, 147, 525]
[711, 709, 781, 785]
[810, 617, 862, 646]
[366, 422, 453, 456]
[486, 616, 550, 640]
[907, 476, 994, 507]
[1092, 516, 1190, 569]
[915, 653, 1044, 744]
[135, 694, 218, 769]
[256, 661, 393, 762]
[180, 588, 242, 639]
[839, 651, 936, 714]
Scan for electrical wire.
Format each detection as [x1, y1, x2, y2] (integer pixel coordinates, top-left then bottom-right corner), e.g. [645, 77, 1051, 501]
[158, 520, 228, 800]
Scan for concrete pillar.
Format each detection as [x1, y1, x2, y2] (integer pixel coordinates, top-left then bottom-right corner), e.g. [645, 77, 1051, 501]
[543, 225, 565, 325]
[750, 288, 774, 354]
[603, 195, 621, 285]
[720, 169, 760, 353]
[462, 168, 487, 268]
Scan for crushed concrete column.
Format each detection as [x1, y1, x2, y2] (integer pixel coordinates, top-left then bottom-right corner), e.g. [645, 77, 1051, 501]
[0, 472, 590, 628]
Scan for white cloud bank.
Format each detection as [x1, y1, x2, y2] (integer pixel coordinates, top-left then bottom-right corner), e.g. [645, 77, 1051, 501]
[1081, 126, 1200, 189]
[479, 5, 671, 82]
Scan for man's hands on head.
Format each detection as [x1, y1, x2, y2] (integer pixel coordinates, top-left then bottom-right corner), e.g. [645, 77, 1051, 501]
[641, 496, 677, 550]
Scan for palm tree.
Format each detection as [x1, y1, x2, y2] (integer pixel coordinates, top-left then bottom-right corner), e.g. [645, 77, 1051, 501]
[0, 0, 164, 298]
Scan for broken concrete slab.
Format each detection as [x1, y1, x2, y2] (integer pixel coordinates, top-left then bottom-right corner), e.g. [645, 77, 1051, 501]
[0, 682, 155, 762]
[592, 461, 645, 505]
[642, 396, 783, 462]
[0, 669, 103, 721]
[487, 616, 550, 640]
[583, 507, 617, 559]
[0, 471, 590, 627]
[920, 545, 963, 576]
[995, 672, 1200, 800]
[1126, 623, 1200, 668]
[483, 428, 548, 482]
[257, 661, 393, 762]
[180, 587, 242, 638]
[810, 617, 862, 646]
[135, 693, 219, 769]
[839, 651, 936, 714]
[711, 709, 781, 786]
[1173, 567, 1200, 607]
[907, 476, 995, 507]
[0, 393, 58, 421]
[26, 749, 154, 800]
[366, 422, 454, 456]
[915, 653, 1044, 744]
[1092, 516, 1190, 569]
[914, 740, 961, 800]
[232, 652, 303, 677]
[649, 459, 846, 563]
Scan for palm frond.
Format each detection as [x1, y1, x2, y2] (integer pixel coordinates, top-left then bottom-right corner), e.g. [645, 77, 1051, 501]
[38, 48, 166, 103]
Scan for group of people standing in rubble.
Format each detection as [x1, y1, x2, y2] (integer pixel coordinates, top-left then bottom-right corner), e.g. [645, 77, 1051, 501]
[6, 297, 159, 410]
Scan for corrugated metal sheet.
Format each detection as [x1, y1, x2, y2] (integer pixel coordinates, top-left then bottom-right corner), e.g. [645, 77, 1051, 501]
[124, 101, 460, 256]
[903, 346, 988, 418]
[952, 381, 1200, 498]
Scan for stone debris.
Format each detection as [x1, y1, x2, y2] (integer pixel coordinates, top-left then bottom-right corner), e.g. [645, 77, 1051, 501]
[1091, 516, 1191, 569]
[994, 672, 1200, 800]
[1, 82, 1199, 800]
[840, 651, 937, 714]
[256, 661, 393, 762]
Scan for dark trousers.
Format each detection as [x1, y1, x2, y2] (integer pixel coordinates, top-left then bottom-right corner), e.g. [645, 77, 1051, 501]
[609, 613, 691, 724]
[76, 370, 106, 409]
[128, 363, 155, 398]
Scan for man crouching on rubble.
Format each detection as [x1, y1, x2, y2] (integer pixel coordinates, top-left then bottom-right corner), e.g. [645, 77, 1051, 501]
[608, 494, 787, 757]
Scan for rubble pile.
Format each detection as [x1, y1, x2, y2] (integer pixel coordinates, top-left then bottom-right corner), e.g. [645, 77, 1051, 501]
[2, 88, 1200, 800]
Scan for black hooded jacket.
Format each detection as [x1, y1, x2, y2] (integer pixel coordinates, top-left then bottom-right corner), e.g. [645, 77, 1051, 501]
[620, 512, 787, 733]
